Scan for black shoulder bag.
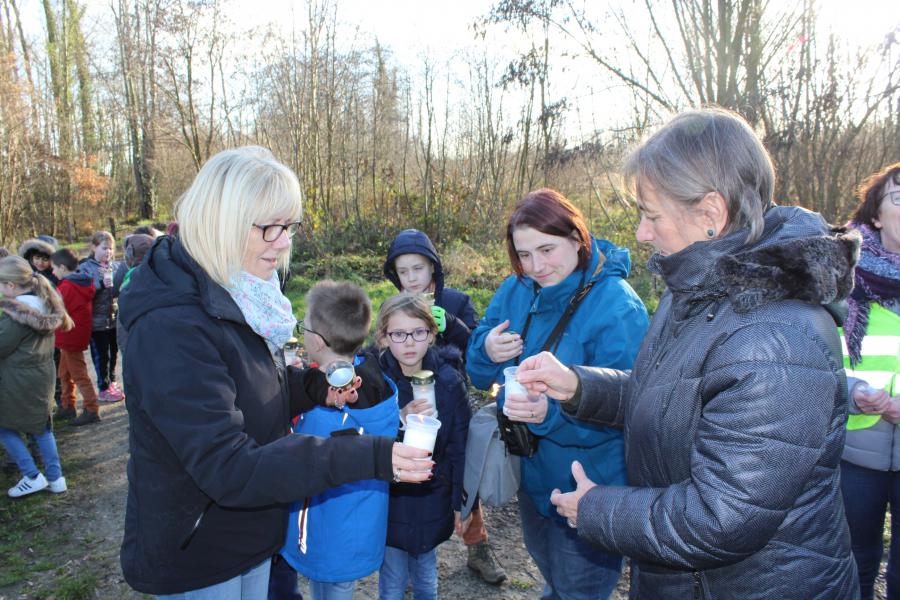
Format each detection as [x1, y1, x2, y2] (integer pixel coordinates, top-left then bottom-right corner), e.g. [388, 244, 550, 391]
[497, 279, 596, 457]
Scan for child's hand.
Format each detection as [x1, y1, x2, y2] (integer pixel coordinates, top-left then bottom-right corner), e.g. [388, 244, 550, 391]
[454, 510, 473, 537]
[327, 376, 362, 409]
[431, 305, 447, 333]
[400, 398, 435, 422]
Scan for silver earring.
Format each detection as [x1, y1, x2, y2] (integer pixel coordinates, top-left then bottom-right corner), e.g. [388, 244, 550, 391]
[706, 228, 715, 238]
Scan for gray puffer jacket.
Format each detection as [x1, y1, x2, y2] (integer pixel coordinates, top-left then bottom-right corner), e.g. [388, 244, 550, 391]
[566, 206, 860, 600]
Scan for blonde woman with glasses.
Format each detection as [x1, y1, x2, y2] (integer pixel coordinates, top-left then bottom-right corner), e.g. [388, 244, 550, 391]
[117, 146, 432, 599]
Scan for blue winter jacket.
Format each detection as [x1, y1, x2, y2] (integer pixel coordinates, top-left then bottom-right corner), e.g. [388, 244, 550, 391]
[281, 355, 400, 583]
[467, 237, 649, 521]
[379, 345, 471, 555]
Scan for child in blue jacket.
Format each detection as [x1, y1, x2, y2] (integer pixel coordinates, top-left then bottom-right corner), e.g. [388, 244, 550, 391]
[278, 281, 399, 600]
[376, 293, 470, 600]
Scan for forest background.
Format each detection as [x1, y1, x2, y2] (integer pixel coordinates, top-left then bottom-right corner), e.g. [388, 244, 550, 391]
[0, 0, 898, 311]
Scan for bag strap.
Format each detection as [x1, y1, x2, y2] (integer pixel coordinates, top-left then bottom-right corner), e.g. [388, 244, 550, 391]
[515, 277, 596, 365]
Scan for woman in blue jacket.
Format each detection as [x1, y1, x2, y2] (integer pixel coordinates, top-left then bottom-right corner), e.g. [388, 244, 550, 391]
[467, 188, 649, 600]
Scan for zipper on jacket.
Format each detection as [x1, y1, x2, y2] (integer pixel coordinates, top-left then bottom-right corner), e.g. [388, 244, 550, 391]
[693, 570, 704, 600]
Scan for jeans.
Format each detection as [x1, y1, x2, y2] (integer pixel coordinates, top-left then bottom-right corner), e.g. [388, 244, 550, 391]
[841, 460, 900, 600]
[90, 329, 118, 391]
[379, 545, 438, 600]
[518, 491, 622, 600]
[267, 555, 302, 600]
[0, 425, 62, 481]
[308, 580, 354, 600]
[157, 558, 270, 600]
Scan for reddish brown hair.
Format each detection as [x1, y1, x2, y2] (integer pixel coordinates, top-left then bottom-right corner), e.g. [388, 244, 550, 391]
[505, 188, 591, 277]
[853, 162, 900, 228]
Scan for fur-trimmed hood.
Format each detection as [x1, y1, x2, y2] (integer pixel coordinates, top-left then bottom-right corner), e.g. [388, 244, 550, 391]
[0, 295, 65, 333]
[652, 205, 860, 321]
[717, 228, 860, 314]
[18, 238, 55, 261]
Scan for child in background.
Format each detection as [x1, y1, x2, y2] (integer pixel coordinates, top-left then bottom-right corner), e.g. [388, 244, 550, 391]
[0, 256, 72, 497]
[277, 281, 400, 600]
[115, 233, 155, 362]
[18, 238, 58, 286]
[376, 293, 471, 600]
[383, 229, 477, 359]
[80, 231, 127, 402]
[382, 229, 506, 584]
[51, 249, 100, 425]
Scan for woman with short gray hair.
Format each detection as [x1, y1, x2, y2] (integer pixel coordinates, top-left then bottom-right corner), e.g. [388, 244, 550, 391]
[517, 107, 861, 598]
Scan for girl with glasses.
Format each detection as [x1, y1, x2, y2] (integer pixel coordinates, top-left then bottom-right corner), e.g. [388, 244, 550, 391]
[375, 293, 472, 600]
[382, 229, 508, 583]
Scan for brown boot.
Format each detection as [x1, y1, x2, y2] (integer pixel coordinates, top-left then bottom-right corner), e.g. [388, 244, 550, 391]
[467, 540, 507, 585]
[72, 410, 100, 426]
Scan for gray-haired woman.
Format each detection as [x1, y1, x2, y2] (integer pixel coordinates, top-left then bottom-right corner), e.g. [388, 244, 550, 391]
[517, 107, 860, 598]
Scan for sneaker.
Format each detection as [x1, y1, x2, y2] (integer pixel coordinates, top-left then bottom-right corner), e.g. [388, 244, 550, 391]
[8, 473, 48, 498]
[72, 410, 100, 426]
[103, 382, 125, 402]
[55, 407, 77, 420]
[47, 476, 67, 493]
[467, 540, 507, 585]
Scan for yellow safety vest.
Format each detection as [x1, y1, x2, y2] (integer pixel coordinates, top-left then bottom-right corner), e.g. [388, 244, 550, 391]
[841, 303, 900, 430]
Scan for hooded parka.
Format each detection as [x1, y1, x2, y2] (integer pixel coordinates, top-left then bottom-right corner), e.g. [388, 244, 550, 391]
[0, 294, 65, 434]
[568, 206, 860, 599]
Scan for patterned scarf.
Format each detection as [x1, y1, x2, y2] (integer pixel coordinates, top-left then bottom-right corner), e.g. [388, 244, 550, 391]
[844, 222, 900, 364]
[225, 271, 297, 356]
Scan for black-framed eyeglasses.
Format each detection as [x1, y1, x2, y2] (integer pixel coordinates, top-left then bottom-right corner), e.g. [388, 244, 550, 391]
[253, 221, 301, 242]
[297, 322, 330, 347]
[882, 190, 900, 207]
[386, 328, 431, 344]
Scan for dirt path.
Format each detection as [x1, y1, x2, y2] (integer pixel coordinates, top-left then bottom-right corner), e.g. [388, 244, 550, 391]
[0, 371, 630, 599]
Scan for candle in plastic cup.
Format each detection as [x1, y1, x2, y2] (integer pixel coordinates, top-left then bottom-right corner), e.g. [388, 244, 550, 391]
[503, 365, 528, 416]
[411, 370, 438, 420]
[402, 414, 441, 453]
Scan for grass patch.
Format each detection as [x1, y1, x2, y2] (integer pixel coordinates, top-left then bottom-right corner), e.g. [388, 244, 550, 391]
[508, 577, 538, 590]
[33, 572, 98, 600]
[0, 430, 103, 595]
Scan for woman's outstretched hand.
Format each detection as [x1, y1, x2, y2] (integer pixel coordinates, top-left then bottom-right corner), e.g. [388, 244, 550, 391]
[516, 352, 579, 401]
[485, 320, 524, 363]
[390, 442, 434, 483]
[550, 460, 597, 529]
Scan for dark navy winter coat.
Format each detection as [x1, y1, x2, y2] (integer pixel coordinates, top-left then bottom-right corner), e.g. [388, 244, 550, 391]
[383, 229, 477, 357]
[379, 345, 470, 555]
[117, 237, 395, 595]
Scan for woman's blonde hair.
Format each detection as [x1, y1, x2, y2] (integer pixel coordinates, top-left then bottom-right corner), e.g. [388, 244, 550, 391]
[0, 256, 73, 330]
[375, 293, 438, 348]
[175, 146, 303, 286]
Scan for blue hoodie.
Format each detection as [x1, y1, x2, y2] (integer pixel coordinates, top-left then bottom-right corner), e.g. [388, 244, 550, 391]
[281, 354, 400, 583]
[466, 237, 649, 521]
[383, 229, 477, 357]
